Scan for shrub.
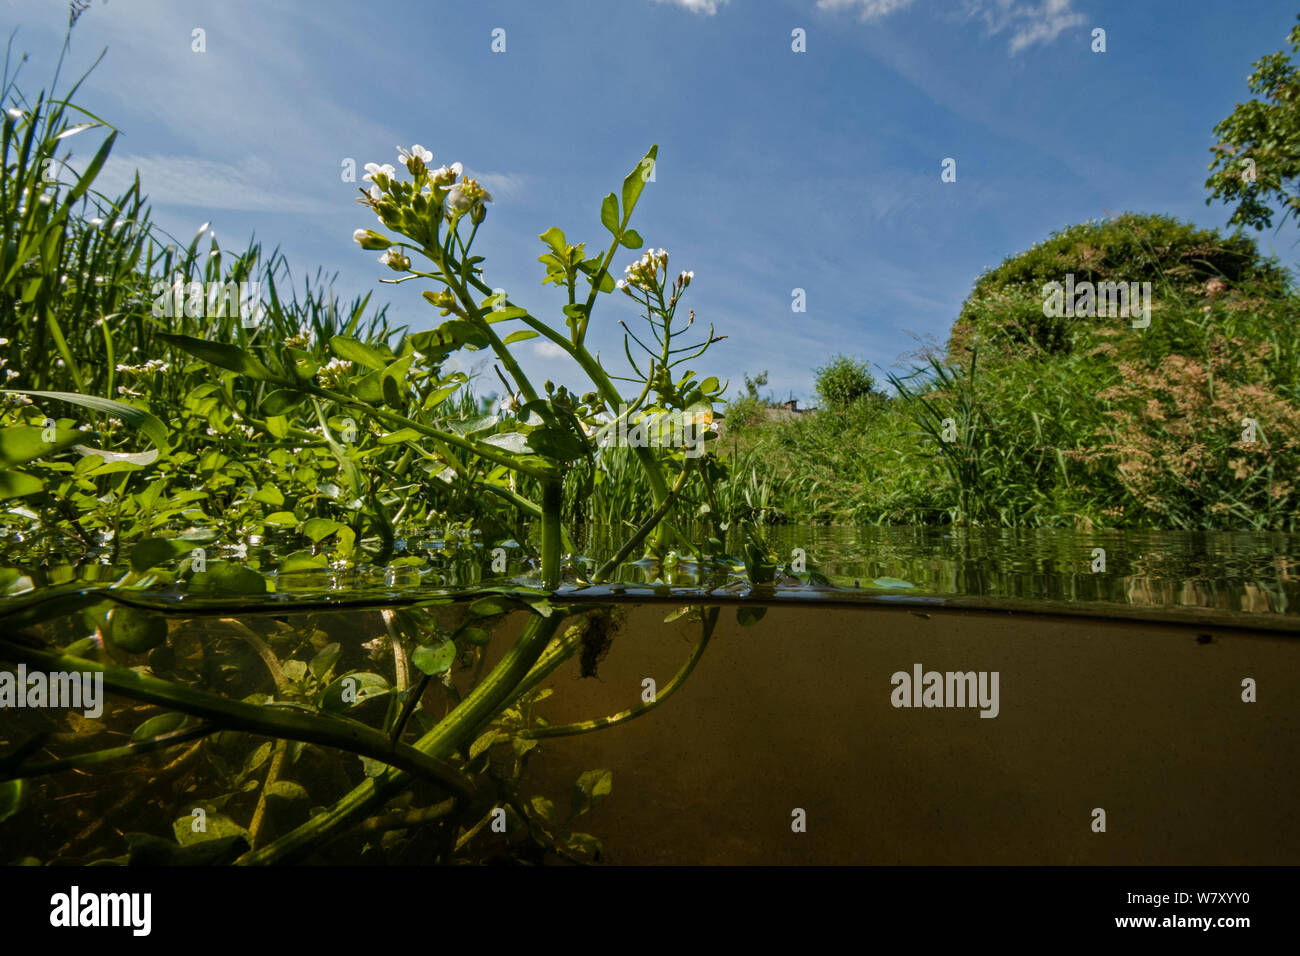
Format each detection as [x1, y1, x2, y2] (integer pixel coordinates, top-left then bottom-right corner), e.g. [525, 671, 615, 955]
[814, 355, 877, 409]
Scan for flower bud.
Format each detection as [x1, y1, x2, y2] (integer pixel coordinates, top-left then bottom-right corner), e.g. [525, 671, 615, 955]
[379, 250, 410, 271]
[353, 228, 392, 250]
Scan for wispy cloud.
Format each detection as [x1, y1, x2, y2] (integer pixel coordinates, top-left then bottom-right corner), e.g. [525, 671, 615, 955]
[818, 0, 1085, 54]
[94, 153, 332, 215]
[468, 171, 527, 202]
[960, 0, 1087, 54]
[652, 0, 730, 15]
[816, 0, 918, 21]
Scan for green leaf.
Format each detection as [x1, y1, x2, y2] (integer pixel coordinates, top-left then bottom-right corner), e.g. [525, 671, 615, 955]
[279, 552, 328, 573]
[188, 562, 269, 596]
[157, 333, 280, 385]
[600, 192, 620, 236]
[172, 812, 250, 848]
[621, 145, 658, 222]
[263, 511, 299, 527]
[565, 832, 603, 859]
[572, 769, 613, 816]
[0, 389, 171, 456]
[539, 226, 567, 255]
[530, 795, 558, 826]
[329, 334, 389, 371]
[309, 643, 342, 680]
[106, 605, 169, 654]
[411, 639, 457, 675]
[0, 470, 42, 499]
[131, 712, 188, 742]
[481, 432, 529, 454]
[303, 518, 344, 543]
[621, 228, 643, 249]
[0, 780, 25, 824]
[251, 483, 285, 506]
[502, 329, 539, 345]
[872, 577, 915, 589]
[262, 389, 306, 416]
[736, 606, 766, 627]
[319, 671, 391, 713]
[458, 626, 491, 646]
[468, 596, 515, 618]
[0, 425, 81, 467]
[378, 428, 423, 444]
[265, 780, 309, 801]
[527, 427, 589, 462]
[354, 368, 385, 404]
[130, 537, 191, 572]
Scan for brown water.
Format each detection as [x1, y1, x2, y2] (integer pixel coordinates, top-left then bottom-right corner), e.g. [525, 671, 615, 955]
[495, 602, 1299, 865]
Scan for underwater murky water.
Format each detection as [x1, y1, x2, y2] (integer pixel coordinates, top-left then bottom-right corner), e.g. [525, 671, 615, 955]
[1, 527, 1296, 864]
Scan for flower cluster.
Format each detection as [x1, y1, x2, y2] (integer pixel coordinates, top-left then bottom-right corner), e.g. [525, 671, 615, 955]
[618, 247, 670, 294]
[114, 359, 169, 374]
[282, 326, 313, 349]
[316, 357, 354, 388]
[354, 146, 494, 252]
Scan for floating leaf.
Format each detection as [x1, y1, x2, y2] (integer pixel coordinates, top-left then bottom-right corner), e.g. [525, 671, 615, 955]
[130, 537, 192, 572]
[188, 562, 268, 596]
[872, 577, 915, 589]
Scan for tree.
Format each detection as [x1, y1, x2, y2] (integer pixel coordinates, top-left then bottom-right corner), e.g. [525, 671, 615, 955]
[1206, 14, 1300, 231]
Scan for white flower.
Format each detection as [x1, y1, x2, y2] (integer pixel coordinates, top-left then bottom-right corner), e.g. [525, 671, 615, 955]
[363, 162, 396, 183]
[429, 162, 462, 187]
[445, 178, 493, 214]
[398, 144, 433, 167]
[5, 108, 23, 121]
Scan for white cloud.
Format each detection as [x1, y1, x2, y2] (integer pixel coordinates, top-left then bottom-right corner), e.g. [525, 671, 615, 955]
[816, 0, 918, 21]
[961, 0, 1087, 54]
[468, 171, 527, 201]
[532, 341, 568, 359]
[818, 0, 1086, 53]
[652, 0, 729, 15]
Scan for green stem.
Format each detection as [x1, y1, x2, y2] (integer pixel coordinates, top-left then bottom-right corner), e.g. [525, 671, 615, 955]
[519, 606, 718, 739]
[0, 638, 478, 802]
[540, 478, 563, 590]
[236, 609, 567, 865]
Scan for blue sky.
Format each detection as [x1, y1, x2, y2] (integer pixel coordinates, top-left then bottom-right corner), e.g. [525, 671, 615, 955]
[3, 0, 1298, 403]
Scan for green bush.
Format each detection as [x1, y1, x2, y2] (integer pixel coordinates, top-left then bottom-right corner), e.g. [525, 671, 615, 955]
[814, 355, 877, 409]
[948, 213, 1289, 360]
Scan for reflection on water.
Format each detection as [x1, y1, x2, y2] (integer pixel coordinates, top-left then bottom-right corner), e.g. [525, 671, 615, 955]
[753, 525, 1298, 616]
[1, 524, 1297, 619]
